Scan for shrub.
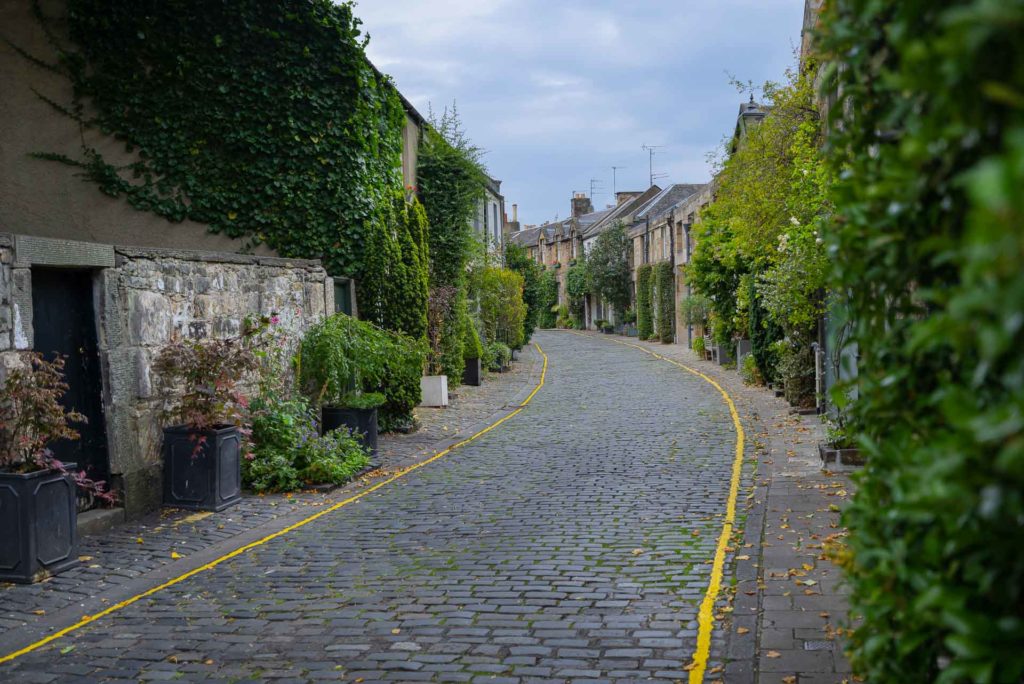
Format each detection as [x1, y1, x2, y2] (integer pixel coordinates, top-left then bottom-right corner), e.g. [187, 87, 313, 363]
[622, 308, 637, 325]
[655, 261, 675, 343]
[299, 313, 424, 430]
[484, 341, 512, 372]
[537, 270, 559, 328]
[504, 243, 543, 344]
[565, 259, 588, 324]
[462, 312, 483, 360]
[585, 222, 632, 316]
[554, 304, 573, 329]
[479, 266, 527, 350]
[818, 2, 1024, 680]
[244, 397, 368, 493]
[636, 264, 654, 340]
[692, 336, 706, 356]
[740, 353, 762, 386]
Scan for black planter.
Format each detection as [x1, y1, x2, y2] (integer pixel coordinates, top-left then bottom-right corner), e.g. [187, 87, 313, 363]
[819, 443, 865, 468]
[0, 468, 78, 584]
[322, 406, 378, 455]
[162, 425, 242, 511]
[462, 358, 482, 386]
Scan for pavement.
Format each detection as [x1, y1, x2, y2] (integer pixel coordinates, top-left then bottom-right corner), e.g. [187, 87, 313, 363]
[0, 330, 854, 683]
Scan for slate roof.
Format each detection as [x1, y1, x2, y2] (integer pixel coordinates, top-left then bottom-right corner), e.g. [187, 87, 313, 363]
[633, 184, 705, 223]
[508, 226, 542, 247]
[581, 186, 663, 239]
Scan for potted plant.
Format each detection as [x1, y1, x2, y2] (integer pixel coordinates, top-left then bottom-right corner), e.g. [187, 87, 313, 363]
[600, 321, 615, 334]
[155, 322, 263, 511]
[298, 313, 388, 454]
[0, 354, 115, 583]
[461, 315, 483, 387]
[485, 341, 512, 373]
[622, 308, 638, 336]
[693, 336, 707, 358]
[819, 407, 864, 469]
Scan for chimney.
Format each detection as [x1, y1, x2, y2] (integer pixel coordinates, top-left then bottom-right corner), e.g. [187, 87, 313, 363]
[571, 192, 594, 218]
[616, 191, 641, 206]
[512, 204, 518, 222]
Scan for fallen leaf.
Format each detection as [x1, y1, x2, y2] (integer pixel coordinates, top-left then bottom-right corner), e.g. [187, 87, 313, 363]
[737, 627, 750, 634]
[631, 548, 644, 556]
[171, 551, 183, 560]
[135, 537, 144, 544]
[783, 677, 797, 684]
[736, 555, 750, 561]
[767, 650, 781, 658]
[60, 646, 76, 655]
[32, 609, 45, 616]
[391, 628, 401, 635]
[77, 555, 93, 562]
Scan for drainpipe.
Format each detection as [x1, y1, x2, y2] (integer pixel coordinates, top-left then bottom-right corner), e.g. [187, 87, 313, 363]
[668, 208, 676, 343]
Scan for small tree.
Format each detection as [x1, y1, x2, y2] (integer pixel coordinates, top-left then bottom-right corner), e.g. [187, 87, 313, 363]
[655, 262, 675, 343]
[479, 267, 527, 349]
[504, 243, 543, 344]
[586, 223, 632, 317]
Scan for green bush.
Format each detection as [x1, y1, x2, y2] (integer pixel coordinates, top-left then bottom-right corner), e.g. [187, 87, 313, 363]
[740, 353, 762, 386]
[479, 266, 527, 350]
[819, 1, 1024, 681]
[692, 336, 706, 356]
[462, 312, 483, 360]
[299, 313, 424, 430]
[244, 397, 369, 493]
[554, 304, 573, 329]
[504, 243, 543, 344]
[655, 262, 675, 343]
[484, 341, 512, 372]
[565, 260, 588, 325]
[636, 264, 654, 340]
[537, 270, 559, 328]
[585, 223, 632, 316]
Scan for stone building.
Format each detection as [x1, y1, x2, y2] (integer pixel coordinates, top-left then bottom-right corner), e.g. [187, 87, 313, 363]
[627, 184, 707, 341]
[0, 1, 421, 519]
[473, 176, 507, 255]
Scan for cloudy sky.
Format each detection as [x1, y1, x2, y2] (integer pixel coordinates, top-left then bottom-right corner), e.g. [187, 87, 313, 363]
[356, 1, 805, 226]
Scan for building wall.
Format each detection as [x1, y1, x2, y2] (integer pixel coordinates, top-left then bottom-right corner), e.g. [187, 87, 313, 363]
[400, 113, 420, 190]
[0, 0, 278, 256]
[0, 234, 333, 517]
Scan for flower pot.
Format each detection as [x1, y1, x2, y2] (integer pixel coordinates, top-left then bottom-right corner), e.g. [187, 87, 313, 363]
[162, 425, 242, 511]
[322, 406, 378, 455]
[462, 358, 482, 386]
[419, 375, 449, 407]
[818, 442, 865, 469]
[0, 467, 79, 584]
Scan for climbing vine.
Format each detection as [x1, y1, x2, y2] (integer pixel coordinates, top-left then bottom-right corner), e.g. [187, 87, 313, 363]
[636, 264, 654, 340]
[40, 0, 406, 282]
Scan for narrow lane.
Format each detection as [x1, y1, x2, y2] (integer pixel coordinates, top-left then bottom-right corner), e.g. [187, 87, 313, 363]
[3, 331, 741, 683]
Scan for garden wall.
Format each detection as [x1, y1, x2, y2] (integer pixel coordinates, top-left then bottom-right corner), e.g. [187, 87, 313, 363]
[0, 233, 334, 516]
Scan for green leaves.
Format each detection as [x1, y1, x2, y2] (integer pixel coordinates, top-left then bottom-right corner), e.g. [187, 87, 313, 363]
[819, 0, 1024, 681]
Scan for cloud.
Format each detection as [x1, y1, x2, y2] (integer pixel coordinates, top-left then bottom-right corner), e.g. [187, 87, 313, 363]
[354, 0, 804, 224]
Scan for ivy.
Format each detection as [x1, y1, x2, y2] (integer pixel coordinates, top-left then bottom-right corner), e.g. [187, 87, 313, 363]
[636, 264, 654, 341]
[537, 269, 559, 329]
[818, 1, 1024, 681]
[655, 261, 675, 344]
[40, 0, 406, 283]
[565, 260, 588, 326]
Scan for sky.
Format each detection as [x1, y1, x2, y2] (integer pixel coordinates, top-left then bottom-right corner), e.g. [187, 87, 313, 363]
[355, 0, 806, 227]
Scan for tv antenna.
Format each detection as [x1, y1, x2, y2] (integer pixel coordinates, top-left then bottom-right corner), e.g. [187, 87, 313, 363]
[589, 178, 604, 201]
[641, 144, 668, 187]
[611, 166, 626, 196]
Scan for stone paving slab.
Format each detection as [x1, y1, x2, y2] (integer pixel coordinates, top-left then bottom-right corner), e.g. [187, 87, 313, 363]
[610, 334, 854, 684]
[0, 346, 542, 655]
[1, 331, 746, 683]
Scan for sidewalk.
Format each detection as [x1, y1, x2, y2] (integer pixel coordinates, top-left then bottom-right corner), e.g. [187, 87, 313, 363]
[0, 345, 544, 658]
[583, 332, 855, 684]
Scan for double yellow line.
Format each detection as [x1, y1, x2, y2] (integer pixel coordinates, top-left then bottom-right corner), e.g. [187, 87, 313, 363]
[569, 331, 746, 684]
[0, 343, 550, 666]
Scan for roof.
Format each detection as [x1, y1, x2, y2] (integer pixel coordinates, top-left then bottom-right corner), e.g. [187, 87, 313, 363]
[508, 226, 542, 247]
[633, 184, 705, 222]
[581, 185, 663, 239]
[577, 207, 612, 230]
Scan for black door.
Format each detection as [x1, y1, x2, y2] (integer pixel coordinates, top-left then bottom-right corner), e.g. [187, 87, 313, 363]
[30, 268, 108, 486]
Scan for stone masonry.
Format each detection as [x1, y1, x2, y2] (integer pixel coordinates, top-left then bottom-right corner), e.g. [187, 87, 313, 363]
[0, 234, 334, 517]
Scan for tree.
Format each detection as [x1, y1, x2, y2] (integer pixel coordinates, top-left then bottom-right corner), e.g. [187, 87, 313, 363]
[636, 265, 654, 340]
[585, 223, 632, 317]
[478, 267, 527, 350]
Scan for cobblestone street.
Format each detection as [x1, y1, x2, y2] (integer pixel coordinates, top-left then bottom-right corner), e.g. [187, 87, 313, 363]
[2, 331, 753, 683]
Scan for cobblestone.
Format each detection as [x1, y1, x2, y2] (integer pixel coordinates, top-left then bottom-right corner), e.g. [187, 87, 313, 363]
[1, 331, 744, 681]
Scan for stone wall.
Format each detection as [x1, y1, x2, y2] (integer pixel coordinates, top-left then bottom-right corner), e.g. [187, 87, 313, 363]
[0, 235, 334, 516]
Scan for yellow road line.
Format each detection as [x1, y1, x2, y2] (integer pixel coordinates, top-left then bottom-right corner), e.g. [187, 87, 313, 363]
[568, 330, 746, 684]
[0, 343, 549, 666]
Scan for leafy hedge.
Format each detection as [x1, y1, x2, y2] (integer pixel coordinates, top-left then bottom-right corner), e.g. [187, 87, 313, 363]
[537, 269, 559, 328]
[655, 261, 674, 343]
[636, 264, 654, 340]
[479, 267, 526, 350]
[819, 1, 1024, 681]
[586, 222, 632, 317]
[504, 243, 543, 343]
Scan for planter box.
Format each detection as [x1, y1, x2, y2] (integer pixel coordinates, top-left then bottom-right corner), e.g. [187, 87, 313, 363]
[163, 425, 242, 511]
[419, 375, 449, 408]
[462, 358, 482, 386]
[322, 406, 379, 455]
[713, 344, 734, 365]
[0, 468, 78, 584]
[819, 443, 865, 469]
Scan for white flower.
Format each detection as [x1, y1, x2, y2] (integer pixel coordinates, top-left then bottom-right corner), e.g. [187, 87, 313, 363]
[789, 216, 800, 226]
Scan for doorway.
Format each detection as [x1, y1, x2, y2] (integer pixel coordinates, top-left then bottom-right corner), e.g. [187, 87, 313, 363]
[30, 268, 109, 497]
